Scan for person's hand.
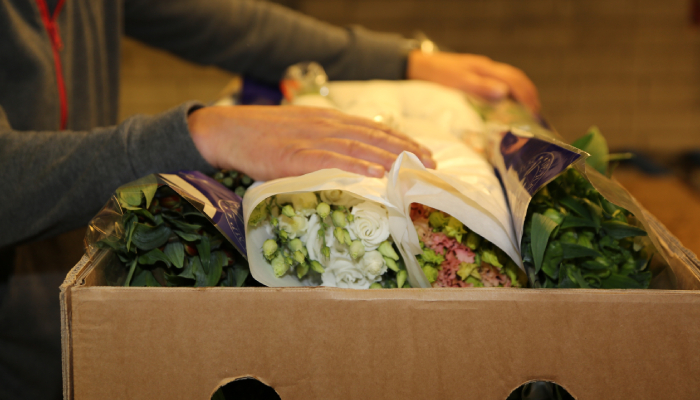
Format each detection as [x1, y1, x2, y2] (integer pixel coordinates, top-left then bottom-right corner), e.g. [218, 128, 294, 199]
[188, 105, 436, 181]
[407, 51, 541, 115]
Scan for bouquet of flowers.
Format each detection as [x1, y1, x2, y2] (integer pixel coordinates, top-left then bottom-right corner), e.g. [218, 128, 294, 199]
[410, 203, 523, 288]
[94, 171, 256, 287]
[248, 190, 409, 289]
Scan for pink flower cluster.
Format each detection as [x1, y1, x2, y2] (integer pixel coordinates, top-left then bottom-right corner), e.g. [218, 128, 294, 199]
[410, 204, 512, 288]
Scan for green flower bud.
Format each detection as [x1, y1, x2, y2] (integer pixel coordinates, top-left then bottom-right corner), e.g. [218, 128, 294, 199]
[466, 231, 482, 250]
[271, 217, 279, 227]
[457, 262, 480, 281]
[347, 214, 354, 222]
[343, 229, 353, 246]
[271, 255, 288, 277]
[369, 282, 383, 289]
[332, 210, 347, 227]
[281, 205, 295, 218]
[222, 177, 234, 187]
[262, 239, 278, 260]
[384, 256, 399, 272]
[294, 250, 306, 264]
[310, 260, 325, 274]
[241, 175, 253, 185]
[285, 256, 294, 266]
[213, 171, 225, 181]
[289, 238, 304, 253]
[422, 265, 439, 283]
[428, 211, 450, 229]
[234, 186, 246, 197]
[321, 246, 331, 259]
[248, 202, 269, 227]
[397, 270, 407, 289]
[278, 230, 288, 240]
[296, 262, 309, 279]
[349, 240, 365, 260]
[334, 227, 345, 243]
[378, 241, 399, 260]
[316, 202, 331, 219]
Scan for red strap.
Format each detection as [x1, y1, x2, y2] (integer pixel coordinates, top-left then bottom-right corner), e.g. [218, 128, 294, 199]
[36, 0, 68, 129]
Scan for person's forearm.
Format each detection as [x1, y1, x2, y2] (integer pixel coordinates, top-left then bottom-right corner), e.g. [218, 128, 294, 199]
[0, 102, 214, 247]
[124, 0, 410, 82]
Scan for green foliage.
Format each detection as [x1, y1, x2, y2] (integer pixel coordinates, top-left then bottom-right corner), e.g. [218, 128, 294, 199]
[100, 184, 256, 288]
[521, 167, 652, 289]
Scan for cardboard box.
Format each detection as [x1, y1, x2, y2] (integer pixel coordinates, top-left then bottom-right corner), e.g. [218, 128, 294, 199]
[61, 244, 700, 400]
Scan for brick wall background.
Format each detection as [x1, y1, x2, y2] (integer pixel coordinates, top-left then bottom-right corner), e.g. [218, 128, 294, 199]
[120, 0, 700, 152]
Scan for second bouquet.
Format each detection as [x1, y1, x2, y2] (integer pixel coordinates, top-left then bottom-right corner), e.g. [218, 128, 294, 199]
[243, 169, 411, 288]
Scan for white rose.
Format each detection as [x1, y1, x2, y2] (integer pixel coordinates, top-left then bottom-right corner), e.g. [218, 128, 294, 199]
[319, 190, 362, 207]
[276, 192, 318, 216]
[361, 251, 387, 280]
[301, 214, 335, 267]
[278, 214, 308, 239]
[322, 253, 373, 289]
[348, 201, 391, 251]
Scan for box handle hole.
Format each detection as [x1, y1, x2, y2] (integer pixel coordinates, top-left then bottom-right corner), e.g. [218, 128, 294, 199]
[507, 381, 576, 400]
[212, 377, 280, 400]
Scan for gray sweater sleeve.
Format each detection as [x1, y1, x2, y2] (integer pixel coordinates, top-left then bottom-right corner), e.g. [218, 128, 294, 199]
[0, 102, 215, 248]
[123, 0, 411, 82]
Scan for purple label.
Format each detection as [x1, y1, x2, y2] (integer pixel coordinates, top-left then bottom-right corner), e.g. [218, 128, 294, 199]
[169, 171, 247, 259]
[500, 131, 581, 195]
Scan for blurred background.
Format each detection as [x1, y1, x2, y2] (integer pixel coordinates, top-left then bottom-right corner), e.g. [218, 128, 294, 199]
[119, 0, 700, 254]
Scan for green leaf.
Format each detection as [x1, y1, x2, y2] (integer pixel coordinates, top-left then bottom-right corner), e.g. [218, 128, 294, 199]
[164, 242, 185, 269]
[206, 251, 226, 286]
[144, 270, 162, 287]
[559, 196, 591, 220]
[561, 243, 602, 259]
[560, 216, 598, 230]
[131, 267, 147, 287]
[541, 241, 563, 279]
[601, 220, 648, 240]
[124, 258, 138, 287]
[132, 208, 156, 224]
[197, 236, 211, 274]
[174, 230, 199, 242]
[131, 223, 171, 251]
[165, 272, 194, 287]
[179, 258, 195, 279]
[163, 215, 202, 232]
[141, 184, 158, 210]
[191, 257, 208, 287]
[137, 248, 172, 266]
[601, 273, 644, 289]
[572, 126, 609, 175]
[531, 213, 559, 274]
[118, 189, 143, 208]
[570, 267, 591, 289]
[583, 199, 602, 230]
[233, 266, 249, 287]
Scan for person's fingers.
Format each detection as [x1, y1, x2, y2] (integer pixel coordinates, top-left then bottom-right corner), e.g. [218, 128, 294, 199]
[284, 149, 385, 178]
[472, 62, 541, 113]
[452, 72, 510, 102]
[313, 138, 399, 171]
[287, 106, 434, 158]
[324, 123, 436, 167]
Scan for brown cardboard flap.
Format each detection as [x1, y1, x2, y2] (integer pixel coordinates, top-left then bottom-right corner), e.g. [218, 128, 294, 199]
[68, 285, 700, 400]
